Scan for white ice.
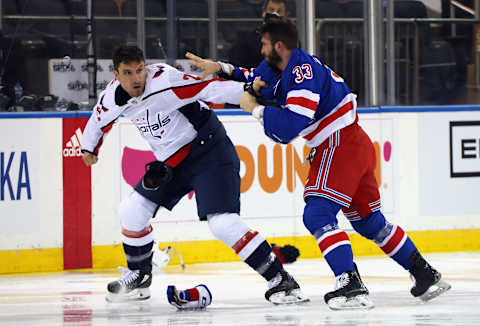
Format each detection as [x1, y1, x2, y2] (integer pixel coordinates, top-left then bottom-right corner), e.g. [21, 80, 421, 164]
[0, 252, 479, 326]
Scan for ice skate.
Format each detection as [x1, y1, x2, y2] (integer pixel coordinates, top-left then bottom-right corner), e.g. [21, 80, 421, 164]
[167, 284, 212, 310]
[105, 267, 152, 302]
[409, 251, 451, 302]
[324, 263, 374, 310]
[265, 270, 310, 305]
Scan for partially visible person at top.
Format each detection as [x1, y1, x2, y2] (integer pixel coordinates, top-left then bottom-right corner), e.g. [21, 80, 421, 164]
[229, 0, 289, 69]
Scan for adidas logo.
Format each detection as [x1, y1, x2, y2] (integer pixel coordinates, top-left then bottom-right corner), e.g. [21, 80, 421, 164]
[63, 128, 83, 157]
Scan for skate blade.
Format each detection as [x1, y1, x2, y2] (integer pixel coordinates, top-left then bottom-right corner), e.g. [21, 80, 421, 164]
[327, 294, 375, 310]
[269, 289, 310, 305]
[419, 279, 451, 302]
[106, 288, 151, 302]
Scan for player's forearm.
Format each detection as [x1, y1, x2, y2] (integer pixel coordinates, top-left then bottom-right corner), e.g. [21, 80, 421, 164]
[263, 106, 310, 144]
[200, 80, 244, 105]
[80, 114, 105, 155]
[217, 62, 251, 83]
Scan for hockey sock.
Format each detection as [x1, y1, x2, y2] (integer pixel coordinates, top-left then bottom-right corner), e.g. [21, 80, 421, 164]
[207, 213, 283, 281]
[235, 231, 284, 281]
[375, 223, 417, 270]
[118, 191, 157, 271]
[315, 228, 355, 276]
[304, 197, 354, 276]
[123, 241, 154, 271]
[351, 212, 417, 270]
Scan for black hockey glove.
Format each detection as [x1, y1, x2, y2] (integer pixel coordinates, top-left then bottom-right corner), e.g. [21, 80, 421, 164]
[142, 160, 173, 191]
[272, 243, 300, 264]
[244, 82, 259, 98]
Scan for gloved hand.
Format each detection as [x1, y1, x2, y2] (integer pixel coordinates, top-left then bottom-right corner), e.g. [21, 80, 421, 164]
[244, 77, 267, 97]
[272, 243, 300, 264]
[142, 160, 173, 190]
[167, 284, 212, 310]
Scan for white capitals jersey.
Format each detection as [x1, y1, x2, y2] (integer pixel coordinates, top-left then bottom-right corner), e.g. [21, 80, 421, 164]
[81, 63, 244, 162]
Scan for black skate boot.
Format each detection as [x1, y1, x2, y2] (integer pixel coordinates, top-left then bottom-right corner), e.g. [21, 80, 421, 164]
[106, 266, 152, 302]
[408, 250, 451, 301]
[265, 270, 310, 305]
[324, 263, 374, 310]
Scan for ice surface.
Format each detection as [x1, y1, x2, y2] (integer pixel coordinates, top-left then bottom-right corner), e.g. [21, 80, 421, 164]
[0, 252, 479, 326]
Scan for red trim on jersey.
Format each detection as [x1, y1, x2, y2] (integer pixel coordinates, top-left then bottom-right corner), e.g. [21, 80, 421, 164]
[286, 97, 318, 111]
[381, 226, 405, 254]
[121, 225, 153, 239]
[232, 230, 259, 254]
[303, 101, 354, 141]
[207, 102, 225, 109]
[187, 288, 200, 301]
[165, 142, 192, 167]
[153, 68, 164, 78]
[172, 78, 222, 99]
[93, 137, 103, 155]
[318, 231, 349, 253]
[100, 119, 115, 133]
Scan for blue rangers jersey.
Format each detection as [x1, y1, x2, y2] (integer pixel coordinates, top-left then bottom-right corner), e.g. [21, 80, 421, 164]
[81, 63, 244, 164]
[228, 48, 358, 147]
[227, 60, 279, 101]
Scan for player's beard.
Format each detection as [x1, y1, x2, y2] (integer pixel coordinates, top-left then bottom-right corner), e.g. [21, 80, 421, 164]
[265, 48, 282, 69]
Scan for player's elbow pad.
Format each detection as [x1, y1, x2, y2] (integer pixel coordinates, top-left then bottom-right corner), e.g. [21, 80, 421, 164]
[263, 110, 308, 144]
[265, 129, 297, 144]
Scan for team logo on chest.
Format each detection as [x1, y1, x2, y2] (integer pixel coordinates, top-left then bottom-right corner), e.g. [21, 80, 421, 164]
[136, 109, 171, 139]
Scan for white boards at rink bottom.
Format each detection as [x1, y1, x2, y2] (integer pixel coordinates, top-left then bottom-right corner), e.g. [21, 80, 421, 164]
[0, 106, 479, 274]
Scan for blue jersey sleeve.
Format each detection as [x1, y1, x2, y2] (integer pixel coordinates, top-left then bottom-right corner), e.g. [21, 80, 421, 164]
[222, 61, 273, 82]
[262, 106, 311, 144]
[220, 61, 279, 99]
[252, 61, 280, 101]
[230, 67, 249, 82]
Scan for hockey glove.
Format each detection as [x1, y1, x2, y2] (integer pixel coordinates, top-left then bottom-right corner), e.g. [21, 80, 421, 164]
[272, 243, 300, 264]
[142, 160, 173, 191]
[167, 284, 212, 310]
[243, 81, 257, 97]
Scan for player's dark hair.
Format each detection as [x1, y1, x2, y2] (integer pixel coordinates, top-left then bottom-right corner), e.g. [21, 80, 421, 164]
[262, 0, 289, 13]
[257, 15, 298, 50]
[112, 45, 145, 71]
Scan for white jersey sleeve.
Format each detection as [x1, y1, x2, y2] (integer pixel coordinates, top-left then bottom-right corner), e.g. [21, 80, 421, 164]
[164, 66, 244, 106]
[81, 80, 123, 155]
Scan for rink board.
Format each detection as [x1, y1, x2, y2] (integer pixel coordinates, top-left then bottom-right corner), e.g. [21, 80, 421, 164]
[0, 107, 479, 273]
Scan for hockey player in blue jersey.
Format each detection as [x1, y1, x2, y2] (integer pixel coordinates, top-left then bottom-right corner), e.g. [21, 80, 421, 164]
[187, 15, 451, 310]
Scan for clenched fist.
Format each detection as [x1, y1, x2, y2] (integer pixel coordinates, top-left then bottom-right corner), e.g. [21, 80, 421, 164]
[82, 152, 98, 166]
[252, 77, 267, 94]
[240, 91, 259, 113]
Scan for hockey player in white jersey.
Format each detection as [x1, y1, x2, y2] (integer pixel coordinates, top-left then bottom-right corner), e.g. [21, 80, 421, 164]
[80, 45, 308, 305]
